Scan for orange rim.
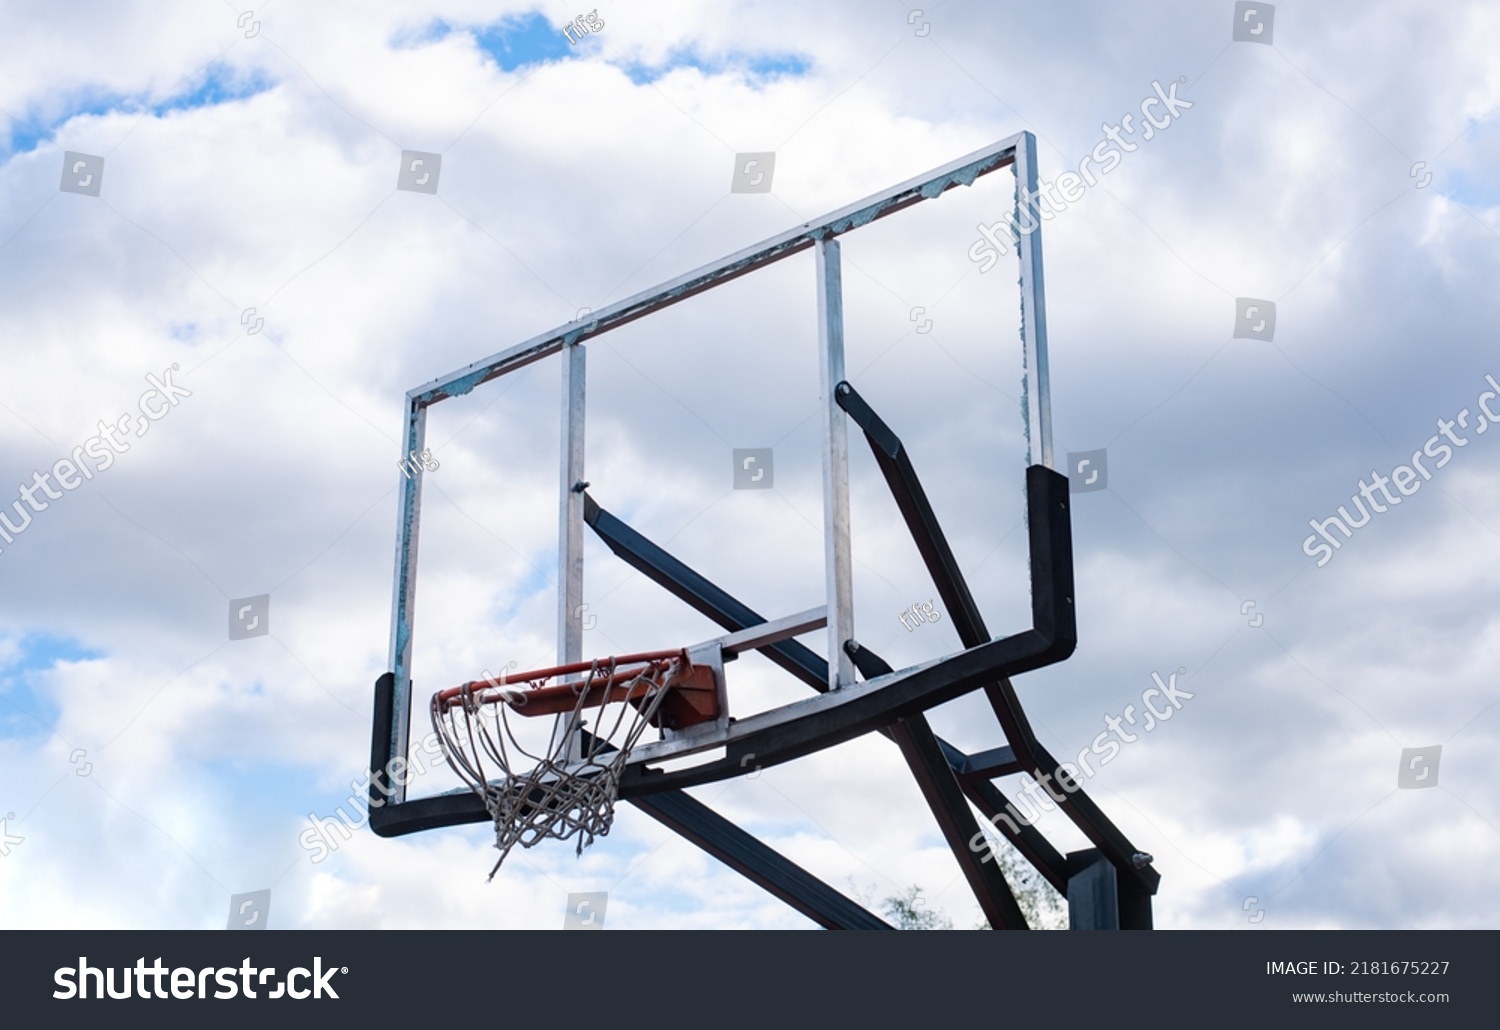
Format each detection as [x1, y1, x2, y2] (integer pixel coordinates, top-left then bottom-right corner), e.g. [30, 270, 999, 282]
[433, 649, 690, 712]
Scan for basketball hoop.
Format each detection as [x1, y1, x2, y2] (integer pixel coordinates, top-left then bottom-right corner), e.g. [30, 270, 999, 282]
[431, 650, 717, 878]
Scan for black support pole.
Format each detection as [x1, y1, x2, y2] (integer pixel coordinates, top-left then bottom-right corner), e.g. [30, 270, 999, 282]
[836, 380, 1160, 908]
[1066, 849, 1119, 930]
[629, 791, 893, 930]
[846, 641, 1029, 928]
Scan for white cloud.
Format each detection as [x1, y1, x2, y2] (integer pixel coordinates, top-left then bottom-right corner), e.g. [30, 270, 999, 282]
[1, 0, 1498, 932]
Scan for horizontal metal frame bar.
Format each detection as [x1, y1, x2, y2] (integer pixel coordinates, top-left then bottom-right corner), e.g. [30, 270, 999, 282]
[958, 746, 1024, 781]
[713, 607, 827, 657]
[629, 791, 892, 930]
[404, 134, 1026, 408]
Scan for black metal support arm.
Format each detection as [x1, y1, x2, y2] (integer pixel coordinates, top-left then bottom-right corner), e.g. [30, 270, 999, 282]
[837, 380, 1160, 910]
[586, 495, 1048, 923]
[606, 463, 1073, 792]
[629, 791, 892, 930]
[368, 676, 888, 931]
[583, 488, 1071, 893]
[367, 386, 1152, 927]
[846, 643, 1028, 928]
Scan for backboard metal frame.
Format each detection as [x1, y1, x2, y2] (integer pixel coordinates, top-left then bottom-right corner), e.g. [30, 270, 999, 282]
[373, 132, 1160, 930]
[386, 131, 1049, 798]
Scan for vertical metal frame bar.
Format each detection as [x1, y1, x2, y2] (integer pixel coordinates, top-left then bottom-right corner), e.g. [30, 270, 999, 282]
[386, 395, 428, 804]
[815, 237, 855, 690]
[1013, 133, 1054, 471]
[558, 341, 587, 664]
[554, 341, 587, 755]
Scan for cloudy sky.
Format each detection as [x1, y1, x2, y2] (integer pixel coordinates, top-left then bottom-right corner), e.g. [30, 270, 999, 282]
[1, 0, 1497, 931]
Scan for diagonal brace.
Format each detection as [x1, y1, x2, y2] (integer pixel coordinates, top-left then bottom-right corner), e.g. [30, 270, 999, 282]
[583, 494, 1070, 901]
[629, 790, 892, 930]
[836, 380, 1159, 901]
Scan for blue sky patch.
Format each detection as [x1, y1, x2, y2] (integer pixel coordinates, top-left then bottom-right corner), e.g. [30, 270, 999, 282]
[4, 93, 129, 155]
[401, 12, 573, 72]
[3, 64, 272, 157]
[0, 634, 104, 741]
[623, 50, 811, 86]
[150, 63, 273, 117]
[476, 12, 574, 70]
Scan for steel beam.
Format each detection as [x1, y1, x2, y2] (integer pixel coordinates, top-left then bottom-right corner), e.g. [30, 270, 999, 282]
[1066, 849, 1118, 930]
[581, 494, 1045, 826]
[959, 746, 1024, 781]
[815, 238, 855, 690]
[629, 790, 892, 930]
[892, 717, 1027, 929]
[582, 493, 832, 693]
[1013, 131, 1054, 471]
[960, 777, 1069, 894]
[834, 381, 985, 649]
[555, 341, 587, 758]
[385, 399, 428, 806]
[406, 135, 1027, 409]
[845, 643, 1028, 929]
[837, 381, 1159, 899]
[715, 607, 827, 657]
